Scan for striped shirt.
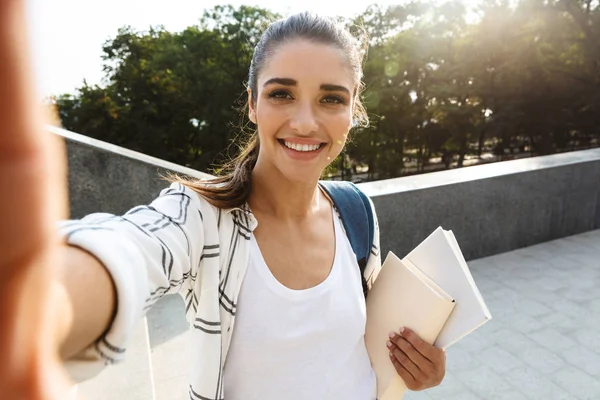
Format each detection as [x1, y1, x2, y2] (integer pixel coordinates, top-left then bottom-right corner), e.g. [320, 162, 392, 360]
[61, 182, 382, 400]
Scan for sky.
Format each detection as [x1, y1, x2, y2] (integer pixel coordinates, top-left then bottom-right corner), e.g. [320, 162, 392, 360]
[26, 0, 461, 98]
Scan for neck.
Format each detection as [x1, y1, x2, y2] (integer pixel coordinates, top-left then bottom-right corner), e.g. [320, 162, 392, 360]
[248, 163, 323, 220]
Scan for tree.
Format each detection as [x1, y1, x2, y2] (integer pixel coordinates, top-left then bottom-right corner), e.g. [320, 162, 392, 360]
[55, 1, 600, 181]
[56, 6, 278, 171]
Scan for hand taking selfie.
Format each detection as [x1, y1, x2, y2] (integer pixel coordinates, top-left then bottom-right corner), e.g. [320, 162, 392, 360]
[0, 0, 73, 398]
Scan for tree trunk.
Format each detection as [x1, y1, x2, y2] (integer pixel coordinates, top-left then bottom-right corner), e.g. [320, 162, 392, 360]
[529, 134, 535, 156]
[477, 126, 486, 158]
[457, 136, 467, 168]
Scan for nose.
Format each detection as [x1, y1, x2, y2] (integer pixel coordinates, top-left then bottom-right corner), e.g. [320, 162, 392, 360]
[289, 101, 318, 135]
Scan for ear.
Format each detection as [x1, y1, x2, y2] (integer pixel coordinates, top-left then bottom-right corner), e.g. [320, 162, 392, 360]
[247, 88, 257, 124]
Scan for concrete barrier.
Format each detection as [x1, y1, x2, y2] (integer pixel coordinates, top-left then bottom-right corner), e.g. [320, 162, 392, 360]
[360, 148, 600, 260]
[56, 125, 600, 261]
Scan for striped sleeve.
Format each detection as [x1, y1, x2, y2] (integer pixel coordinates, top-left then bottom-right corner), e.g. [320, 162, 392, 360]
[364, 196, 382, 290]
[60, 182, 205, 381]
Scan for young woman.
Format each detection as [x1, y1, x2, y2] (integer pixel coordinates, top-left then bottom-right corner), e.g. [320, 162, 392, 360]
[0, 3, 445, 399]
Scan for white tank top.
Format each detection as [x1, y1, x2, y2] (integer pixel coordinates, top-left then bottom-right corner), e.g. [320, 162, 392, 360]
[223, 207, 377, 400]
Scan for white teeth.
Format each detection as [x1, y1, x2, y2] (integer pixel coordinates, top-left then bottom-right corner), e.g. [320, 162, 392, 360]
[283, 141, 321, 152]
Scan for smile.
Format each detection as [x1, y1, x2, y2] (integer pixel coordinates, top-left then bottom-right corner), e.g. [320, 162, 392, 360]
[278, 139, 326, 152]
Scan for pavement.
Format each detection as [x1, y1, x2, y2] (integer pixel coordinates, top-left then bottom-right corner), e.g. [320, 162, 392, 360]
[406, 229, 600, 400]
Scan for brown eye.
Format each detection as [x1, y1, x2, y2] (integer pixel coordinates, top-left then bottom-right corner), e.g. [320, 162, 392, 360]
[321, 95, 346, 105]
[268, 90, 293, 100]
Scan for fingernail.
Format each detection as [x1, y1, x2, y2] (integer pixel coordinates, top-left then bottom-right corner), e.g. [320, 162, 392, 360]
[386, 340, 392, 348]
[399, 327, 405, 335]
[389, 331, 396, 339]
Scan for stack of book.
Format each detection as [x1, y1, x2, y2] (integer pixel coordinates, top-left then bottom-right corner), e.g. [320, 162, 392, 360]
[365, 227, 492, 400]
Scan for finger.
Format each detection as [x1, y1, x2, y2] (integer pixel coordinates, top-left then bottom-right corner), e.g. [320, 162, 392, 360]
[396, 335, 431, 372]
[0, 2, 70, 397]
[0, 0, 68, 288]
[390, 330, 431, 370]
[398, 327, 438, 361]
[0, 0, 46, 156]
[0, 0, 61, 271]
[401, 326, 447, 370]
[388, 351, 418, 389]
[387, 340, 426, 382]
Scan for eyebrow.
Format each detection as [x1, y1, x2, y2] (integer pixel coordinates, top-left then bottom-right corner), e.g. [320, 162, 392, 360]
[320, 84, 351, 96]
[263, 78, 351, 95]
[263, 77, 297, 87]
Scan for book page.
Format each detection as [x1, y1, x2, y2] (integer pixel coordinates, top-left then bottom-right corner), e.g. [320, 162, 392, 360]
[402, 258, 454, 303]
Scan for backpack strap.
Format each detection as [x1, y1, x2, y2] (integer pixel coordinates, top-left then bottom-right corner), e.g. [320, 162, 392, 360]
[318, 180, 374, 298]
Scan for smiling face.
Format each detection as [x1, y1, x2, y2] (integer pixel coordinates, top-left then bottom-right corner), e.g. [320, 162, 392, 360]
[248, 39, 356, 184]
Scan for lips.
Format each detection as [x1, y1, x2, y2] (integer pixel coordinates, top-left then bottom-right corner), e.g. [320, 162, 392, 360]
[277, 139, 326, 153]
[276, 139, 327, 160]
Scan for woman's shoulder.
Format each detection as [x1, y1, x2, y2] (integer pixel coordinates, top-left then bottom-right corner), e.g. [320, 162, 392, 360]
[159, 182, 252, 225]
[159, 181, 223, 212]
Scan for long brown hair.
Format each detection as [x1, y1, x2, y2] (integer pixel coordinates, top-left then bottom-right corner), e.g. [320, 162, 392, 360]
[170, 12, 368, 209]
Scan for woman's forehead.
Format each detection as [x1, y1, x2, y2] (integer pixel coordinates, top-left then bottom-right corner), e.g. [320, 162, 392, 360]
[257, 40, 355, 90]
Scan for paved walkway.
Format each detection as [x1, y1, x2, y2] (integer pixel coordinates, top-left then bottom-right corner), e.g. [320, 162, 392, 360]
[79, 229, 600, 400]
[407, 229, 600, 400]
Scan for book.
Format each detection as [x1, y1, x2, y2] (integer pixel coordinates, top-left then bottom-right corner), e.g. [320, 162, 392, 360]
[404, 227, 492, 349]
[365, 227, 492, 400]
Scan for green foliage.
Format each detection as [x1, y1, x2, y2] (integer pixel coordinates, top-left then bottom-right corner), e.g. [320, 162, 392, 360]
[55, 5, 278, 171]
[54, 1, 600, 180]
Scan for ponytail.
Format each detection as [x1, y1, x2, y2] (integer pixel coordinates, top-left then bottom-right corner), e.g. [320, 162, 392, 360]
[168, 134, 259, 209]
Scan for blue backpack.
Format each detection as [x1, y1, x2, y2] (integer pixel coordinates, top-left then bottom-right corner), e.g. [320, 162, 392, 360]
[318, 180, 375, 298]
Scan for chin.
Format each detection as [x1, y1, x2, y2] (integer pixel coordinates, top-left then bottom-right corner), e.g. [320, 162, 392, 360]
[278, 165, 324, 185]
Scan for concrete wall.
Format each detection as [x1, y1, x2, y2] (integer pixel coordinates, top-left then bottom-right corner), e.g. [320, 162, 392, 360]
[56, 125, 600, 261]
[53, 127, 212, 219]
[360, 149, 600, 260]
